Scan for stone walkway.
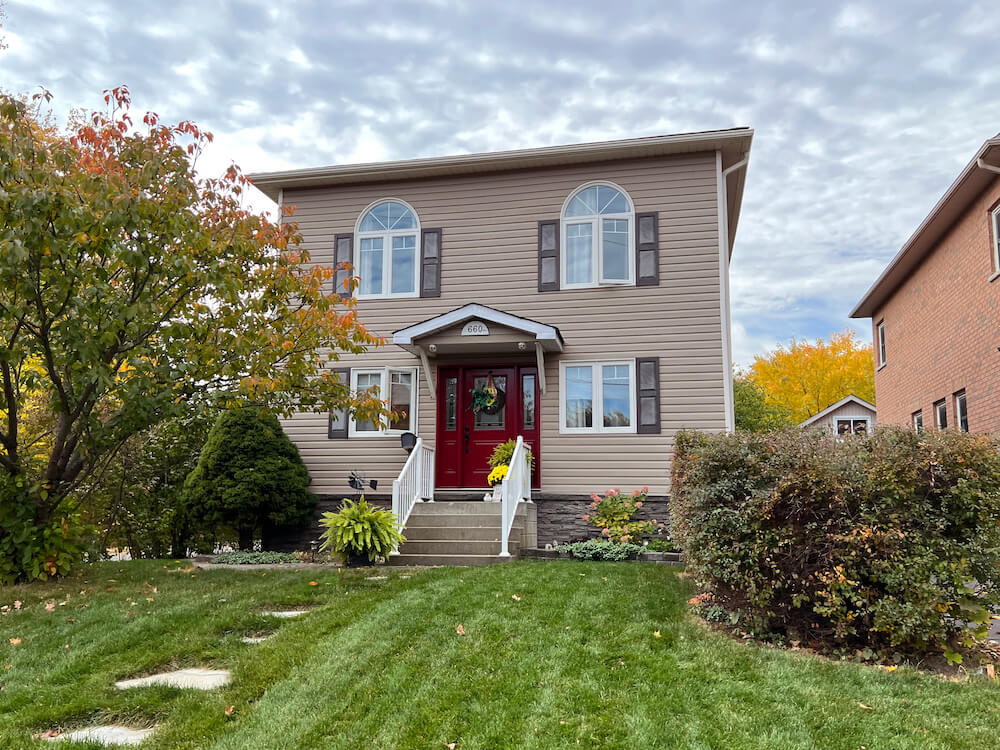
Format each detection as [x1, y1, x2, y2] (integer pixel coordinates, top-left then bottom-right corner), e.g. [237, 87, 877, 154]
[115, 667, 232, 691]
[44, 726, 154, 746]
[44, 606, 312, 744]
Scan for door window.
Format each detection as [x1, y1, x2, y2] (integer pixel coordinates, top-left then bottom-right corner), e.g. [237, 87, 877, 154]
[473, 375, 506, 430]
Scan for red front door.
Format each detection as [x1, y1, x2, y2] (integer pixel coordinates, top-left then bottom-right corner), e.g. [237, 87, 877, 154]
[436, 365, 540, 488]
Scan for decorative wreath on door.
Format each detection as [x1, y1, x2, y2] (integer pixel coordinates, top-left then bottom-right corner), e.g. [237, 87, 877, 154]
[469, 375, 506, 416]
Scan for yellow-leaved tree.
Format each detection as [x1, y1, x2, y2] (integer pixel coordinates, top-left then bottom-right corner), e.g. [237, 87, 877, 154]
[749, 330, 875, 424]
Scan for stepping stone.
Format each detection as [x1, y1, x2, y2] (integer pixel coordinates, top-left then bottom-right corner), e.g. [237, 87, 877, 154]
[44, 725, 154, 745]
[263, 610, 307, 619]
[241, 635, 272, 644]
[115, 667, 231, 691]
[365, 576, 387, 581]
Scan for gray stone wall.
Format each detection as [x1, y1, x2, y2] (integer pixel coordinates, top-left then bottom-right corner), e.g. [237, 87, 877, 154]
[533, 496, 671, 547]
[267, 494, 670, 552]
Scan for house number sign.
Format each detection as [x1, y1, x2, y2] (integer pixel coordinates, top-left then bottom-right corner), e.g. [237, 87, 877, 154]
[461, 320, 490, 336]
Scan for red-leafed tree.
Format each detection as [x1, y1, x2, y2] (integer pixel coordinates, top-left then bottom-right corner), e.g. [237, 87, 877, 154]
[0, 87, 385, 582]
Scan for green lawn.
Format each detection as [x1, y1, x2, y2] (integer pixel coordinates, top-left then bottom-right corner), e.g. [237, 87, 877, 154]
[1, 560, 998, 749]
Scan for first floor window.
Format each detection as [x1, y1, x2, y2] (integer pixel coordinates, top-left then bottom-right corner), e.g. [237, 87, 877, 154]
[955, 390, 969, 432]
[560, 360, 636, 433]
[836, 418, 869, 436]
[350, 367, 418, 436]
[935, 400, 947, 429]
[912, 410, 923, 433]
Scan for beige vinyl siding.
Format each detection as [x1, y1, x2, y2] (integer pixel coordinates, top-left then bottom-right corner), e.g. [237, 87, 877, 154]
[279, 152, 724, 496]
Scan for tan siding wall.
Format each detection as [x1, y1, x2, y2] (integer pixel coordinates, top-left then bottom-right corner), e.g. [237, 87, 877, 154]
[279, 152, 725, 496]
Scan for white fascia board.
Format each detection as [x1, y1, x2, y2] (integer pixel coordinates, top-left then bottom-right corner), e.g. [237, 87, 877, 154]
[392, 304, 563, 350]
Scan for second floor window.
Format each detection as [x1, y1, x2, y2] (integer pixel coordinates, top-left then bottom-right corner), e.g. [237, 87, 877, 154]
[877, 321, 886, 367]
[562, 183, 634, 288]
[992, 205, 1000, 274]
[356, 200, 420, 299]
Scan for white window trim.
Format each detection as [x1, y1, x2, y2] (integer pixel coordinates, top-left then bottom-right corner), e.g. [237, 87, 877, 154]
[560, 181, 636, 289]
[992, 205, 1000, 275]
[876, 320, 886, 368]
[835, 417, 871, 435]
[355, 198, 421, 300]
[912, 410, 923, 433]
[954, 390, 968, 432]
[558, 359, 637, 435]
[934, 399, 947, 430]
[348, 366, 419, 438]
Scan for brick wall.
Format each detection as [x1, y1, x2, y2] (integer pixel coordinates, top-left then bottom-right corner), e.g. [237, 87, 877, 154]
[872, 175, 1000, 433]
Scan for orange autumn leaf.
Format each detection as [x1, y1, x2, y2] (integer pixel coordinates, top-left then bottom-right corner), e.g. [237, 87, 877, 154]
[455, 624, 466, 636]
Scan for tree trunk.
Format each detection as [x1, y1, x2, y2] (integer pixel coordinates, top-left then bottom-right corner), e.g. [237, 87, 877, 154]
[238, 526, 254, 551]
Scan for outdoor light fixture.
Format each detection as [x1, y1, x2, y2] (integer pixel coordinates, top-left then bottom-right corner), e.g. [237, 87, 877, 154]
[518, 341, 528, 351]
[428, 343, 437, 353]
[400, 431, 417, 453]
[310, 539, 318, 563]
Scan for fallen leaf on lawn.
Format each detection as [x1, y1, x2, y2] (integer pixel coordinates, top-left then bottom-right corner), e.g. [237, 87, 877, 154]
[225, 705, 235, 717]
[45, 602, 55, 612]
[857, 702, 873, 710]
[9, 638, 21, 646]
[40, 730, 60, 738]
[445, 743, 456, 749]
[653, 631, 662, 638]
[66, 618, 75, 624]
[882, 665, 897, 673]
[455, 624, 466, 636]
[511, 594, 522, 601]
[309, 581, 318, 586]
[146, 598, 154, 603]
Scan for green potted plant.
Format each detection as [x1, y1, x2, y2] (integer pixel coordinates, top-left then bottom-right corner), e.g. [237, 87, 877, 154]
[488, 439, 534, 470]
[318, 497, 405, 567]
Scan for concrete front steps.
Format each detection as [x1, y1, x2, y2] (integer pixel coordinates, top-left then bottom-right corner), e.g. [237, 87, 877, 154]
[389, 500, 536, 566]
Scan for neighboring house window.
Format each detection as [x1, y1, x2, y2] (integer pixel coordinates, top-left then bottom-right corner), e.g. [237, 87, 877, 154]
[934, 399, 947, 429]
[876, 320, 886, 367]
[356, 200, 420, 299]
[561, 182, 635, 288]
[954, 390, 969, 432]
[912, 410, 923, 433]
[349, 367, 419, 436]
[560, 360, 636, 434]
[992, 205, 1000, 273]
[835, 418, 870, 436]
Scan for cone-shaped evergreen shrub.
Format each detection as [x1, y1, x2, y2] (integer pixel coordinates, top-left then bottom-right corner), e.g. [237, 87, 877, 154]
[183, 408, 315, 550]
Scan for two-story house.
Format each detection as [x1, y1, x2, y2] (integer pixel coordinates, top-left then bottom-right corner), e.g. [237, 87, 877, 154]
[851, 135, 1000, 435]
[249, 129, 753, 563]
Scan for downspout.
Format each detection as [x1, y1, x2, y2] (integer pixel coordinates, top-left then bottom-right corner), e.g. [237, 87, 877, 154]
[715, 152, 749, 433]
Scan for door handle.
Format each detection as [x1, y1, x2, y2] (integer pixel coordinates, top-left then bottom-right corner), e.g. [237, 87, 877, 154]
[464, 426, 470, 454]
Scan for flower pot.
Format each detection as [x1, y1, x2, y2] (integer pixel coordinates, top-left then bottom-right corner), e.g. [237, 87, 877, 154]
[344, 551, 371, 568]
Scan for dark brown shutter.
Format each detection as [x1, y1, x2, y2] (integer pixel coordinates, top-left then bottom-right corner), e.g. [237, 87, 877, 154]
[333, 233, 354, 300]
[420, 228, 442, 298]
[636, 357, 660, 434]
[328, 367, 350, 439]
[538, 219, 560, 291]
[635, 212, 659, 287]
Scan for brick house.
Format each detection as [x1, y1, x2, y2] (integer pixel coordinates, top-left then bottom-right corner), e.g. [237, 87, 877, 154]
[850, 135, 1000, 434]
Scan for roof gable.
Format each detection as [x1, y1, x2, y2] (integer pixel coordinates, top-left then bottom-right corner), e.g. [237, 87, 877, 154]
[798, 394, 877, 427]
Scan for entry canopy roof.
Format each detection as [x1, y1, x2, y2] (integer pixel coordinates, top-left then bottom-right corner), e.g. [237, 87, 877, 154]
[392, 304, 565, 357]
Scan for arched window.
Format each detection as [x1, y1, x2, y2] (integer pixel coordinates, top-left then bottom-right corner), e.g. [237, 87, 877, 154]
[561, 182, 634, 287]
[355, 200, 420, 298]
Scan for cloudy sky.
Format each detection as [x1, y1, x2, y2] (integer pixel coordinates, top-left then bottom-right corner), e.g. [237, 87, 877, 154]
[2, 0, 998, 365]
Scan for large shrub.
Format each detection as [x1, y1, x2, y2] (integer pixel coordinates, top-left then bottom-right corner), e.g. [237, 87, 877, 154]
[671, 427, 1000, 657]
[183, 409, 316, 550]
[79, 413, 212, 559]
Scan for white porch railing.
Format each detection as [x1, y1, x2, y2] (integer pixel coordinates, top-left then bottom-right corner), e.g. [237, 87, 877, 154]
[390, 438, 435, 542]
[498, 435, 532, 557]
